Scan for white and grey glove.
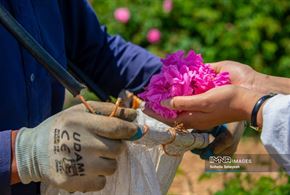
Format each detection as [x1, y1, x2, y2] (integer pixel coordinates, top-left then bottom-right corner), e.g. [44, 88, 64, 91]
[135, 109, 209, 155]
[15, 102, 138, 192]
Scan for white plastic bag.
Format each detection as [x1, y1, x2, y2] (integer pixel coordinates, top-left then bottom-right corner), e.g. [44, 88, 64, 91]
[41, 110, 209, 195]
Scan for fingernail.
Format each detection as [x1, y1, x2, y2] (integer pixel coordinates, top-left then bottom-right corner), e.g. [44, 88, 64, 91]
[161, 99, 172, 108]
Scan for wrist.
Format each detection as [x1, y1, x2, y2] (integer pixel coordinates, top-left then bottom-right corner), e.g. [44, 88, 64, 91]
[256, 101, 267, 128]
[250, 93, 277, 129]
[15, 128, 42, 184]
[253, 73, 290, 94]
[239, 88, 265, 122]
[252, 73, 270, 94]
[11, 130, 20, 185]
[15, 127, 50, 184]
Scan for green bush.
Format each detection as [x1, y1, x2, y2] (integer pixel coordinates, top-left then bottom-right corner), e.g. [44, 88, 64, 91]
[215, 174, 290, 195]
[92, 0, 290, 77]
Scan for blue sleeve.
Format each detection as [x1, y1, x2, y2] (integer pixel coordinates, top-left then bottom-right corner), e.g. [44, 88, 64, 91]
[58, 0, 161, 96]
[0, 130, 11, 195]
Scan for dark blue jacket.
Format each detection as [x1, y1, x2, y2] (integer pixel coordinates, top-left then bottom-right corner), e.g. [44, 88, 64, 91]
[0, 0, 161, 194]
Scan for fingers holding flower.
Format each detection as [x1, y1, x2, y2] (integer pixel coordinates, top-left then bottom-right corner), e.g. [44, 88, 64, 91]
[138, 50, 231, 120]
[161, 85, 264, 130]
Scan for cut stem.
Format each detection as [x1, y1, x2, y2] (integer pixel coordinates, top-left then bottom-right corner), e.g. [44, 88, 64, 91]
[77, 95, 96, 114]
[110, 98, 122, 117]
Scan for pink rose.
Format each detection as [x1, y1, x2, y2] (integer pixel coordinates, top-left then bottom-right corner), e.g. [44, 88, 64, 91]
[163, 0, 173, 13]
[138, 50, 231, 119]
[147, 28, 161, 44]
[114, 7, 130, 23]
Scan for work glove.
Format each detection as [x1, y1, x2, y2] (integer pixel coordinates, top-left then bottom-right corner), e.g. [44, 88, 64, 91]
[15, 101, 138, 192]
[135, 109, 209, 155]
[191, 122, 245, 160]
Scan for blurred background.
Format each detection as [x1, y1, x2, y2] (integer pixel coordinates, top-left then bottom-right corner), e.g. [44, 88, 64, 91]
[72, 0, 290, 194]
[91, 0, 290, 77]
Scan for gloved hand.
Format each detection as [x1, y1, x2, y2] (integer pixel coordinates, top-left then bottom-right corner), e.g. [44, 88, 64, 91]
[191, 123, 245, 160]
[15, 101, 138, 192]
[135, 109, 209, 156]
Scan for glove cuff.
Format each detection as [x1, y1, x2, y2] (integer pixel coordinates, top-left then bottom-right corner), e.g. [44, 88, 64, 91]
[15, 127, 49, 184]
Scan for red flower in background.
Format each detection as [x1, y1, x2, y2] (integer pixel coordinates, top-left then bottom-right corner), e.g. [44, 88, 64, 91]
[163, 0, 173, 13]
[147, 28, 161, 44]
[114, 7, 131, 23]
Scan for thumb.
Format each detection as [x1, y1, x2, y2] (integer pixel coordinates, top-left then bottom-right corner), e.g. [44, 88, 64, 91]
[77, 112, 138, 140]
[208, 62, 222, 73]
[161, 95, 208, 111]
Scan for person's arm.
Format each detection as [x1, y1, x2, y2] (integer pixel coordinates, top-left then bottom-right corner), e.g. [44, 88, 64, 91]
[260, 94, 290, 173]
[210, 61, 290, 94]
[146, 85, 264, 130]
[253, 74, 290, 94]
[0, 130, 12, 194]
[0, 130, 21, 195]
[58, 0, 161, 97]
[11, 130, 20, 185]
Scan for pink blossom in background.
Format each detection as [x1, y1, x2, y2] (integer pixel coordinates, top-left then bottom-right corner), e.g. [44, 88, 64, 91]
[114, 7, 130, 23]
[163, 0, 173, 13]
[147, 28, 161, 44]
[138, 50, 231, 119]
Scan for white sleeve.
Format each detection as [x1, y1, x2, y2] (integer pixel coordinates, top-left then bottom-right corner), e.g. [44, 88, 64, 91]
[260, 94, 290, 173]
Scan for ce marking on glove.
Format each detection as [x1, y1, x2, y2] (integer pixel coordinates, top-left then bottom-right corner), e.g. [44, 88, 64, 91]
[54, 128, 85, 177]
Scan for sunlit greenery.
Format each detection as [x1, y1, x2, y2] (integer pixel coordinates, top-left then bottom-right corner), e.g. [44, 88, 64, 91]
[215, 174, 290, 195]
[93, 0, 290, 77]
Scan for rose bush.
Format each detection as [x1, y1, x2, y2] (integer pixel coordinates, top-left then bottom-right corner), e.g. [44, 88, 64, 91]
[92, 0, 290, 77]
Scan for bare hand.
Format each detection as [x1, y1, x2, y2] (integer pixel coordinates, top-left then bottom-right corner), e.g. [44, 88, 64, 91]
[143, 85, 264, 156]
[160, 85, 264, 130]
[210, 61, 259, 90]
[210, 61, 290, 94]
[143, 90, 248, 156]
[144, 85, 264, 130]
